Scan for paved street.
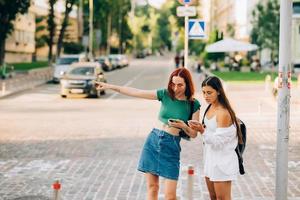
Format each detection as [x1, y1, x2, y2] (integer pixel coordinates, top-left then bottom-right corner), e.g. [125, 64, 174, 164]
[0, 55, 300, 200]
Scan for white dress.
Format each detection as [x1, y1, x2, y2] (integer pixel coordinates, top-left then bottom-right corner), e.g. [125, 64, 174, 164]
[202, 115, 239, 181]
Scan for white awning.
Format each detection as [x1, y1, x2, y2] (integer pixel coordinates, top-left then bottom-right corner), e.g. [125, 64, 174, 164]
[206, 38, 258, 52]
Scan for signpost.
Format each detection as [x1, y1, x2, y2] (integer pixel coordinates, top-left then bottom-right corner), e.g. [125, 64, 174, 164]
[176, 6, 196, 17]
[276, 0, 292, 199]
[176, 0, 204, 68]
[177, 0, 196, 68]
[188, 19, 206, 39]
[178, 0, 195, 6]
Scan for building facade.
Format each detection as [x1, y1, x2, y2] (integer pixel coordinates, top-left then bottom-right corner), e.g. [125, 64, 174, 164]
[292, 1, 300, 67]
[4, 0, 80, 63]
[203, 0, 247, 40]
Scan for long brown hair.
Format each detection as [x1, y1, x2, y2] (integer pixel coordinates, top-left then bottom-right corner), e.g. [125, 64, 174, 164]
[202, 76, 243, 143]
[167, 67, 195, 101]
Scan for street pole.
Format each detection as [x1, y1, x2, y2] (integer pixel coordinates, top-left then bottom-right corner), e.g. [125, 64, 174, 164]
[89, 0, 94, 61]
[184, 4, 189, 68]
[276, 0, 292, 199]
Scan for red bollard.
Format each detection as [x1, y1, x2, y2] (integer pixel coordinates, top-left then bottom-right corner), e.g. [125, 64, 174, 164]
[52, 180, 61, 200]
[187, 165, 194, 200]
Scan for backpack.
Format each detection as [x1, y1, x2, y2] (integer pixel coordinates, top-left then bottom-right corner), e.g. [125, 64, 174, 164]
[178, 100, 194, 141]
[202, 104, 246, 175]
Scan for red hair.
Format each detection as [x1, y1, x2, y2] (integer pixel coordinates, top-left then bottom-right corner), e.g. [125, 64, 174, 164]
[167, 67, 195, 101]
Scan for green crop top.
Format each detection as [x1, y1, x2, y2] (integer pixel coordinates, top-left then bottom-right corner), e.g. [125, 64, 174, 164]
[157, 89, 201, 124]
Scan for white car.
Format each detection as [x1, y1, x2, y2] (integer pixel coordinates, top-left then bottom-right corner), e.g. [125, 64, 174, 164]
[53, 54, 86, 83]
[109, 54, 129, 68]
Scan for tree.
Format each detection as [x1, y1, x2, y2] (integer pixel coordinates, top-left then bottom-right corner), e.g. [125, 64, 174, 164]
[63, 42, 84, 54]
[56, 0, 77, 58]
[157, 10, 172, 50]
[33, 16, 48, 61]
[251, 0, 280, 61]
[0, 0, 30, 65]
[47, 0, 57, 64]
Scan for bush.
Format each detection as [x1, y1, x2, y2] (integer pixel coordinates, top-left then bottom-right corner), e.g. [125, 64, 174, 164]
[63, 42, 84, 54]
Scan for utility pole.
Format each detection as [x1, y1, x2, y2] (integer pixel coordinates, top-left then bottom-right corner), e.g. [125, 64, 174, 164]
[89, 0, 94, 60]
[184, 4, 189, 68]
[276, 0, 292, 199]
[78, 0, 83, 43]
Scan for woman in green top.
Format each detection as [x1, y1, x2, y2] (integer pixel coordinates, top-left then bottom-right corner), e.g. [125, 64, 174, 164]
[95, 67, 201, 200]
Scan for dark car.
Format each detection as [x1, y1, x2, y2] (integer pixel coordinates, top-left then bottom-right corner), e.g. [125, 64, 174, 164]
[60, 62, 106, 98]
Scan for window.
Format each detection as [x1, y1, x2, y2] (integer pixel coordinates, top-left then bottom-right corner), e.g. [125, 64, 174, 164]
[69, 67, 94, 76]
[293, 2, 300, 14]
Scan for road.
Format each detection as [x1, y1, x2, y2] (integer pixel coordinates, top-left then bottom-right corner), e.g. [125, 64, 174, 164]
[0, 55, 300, 200]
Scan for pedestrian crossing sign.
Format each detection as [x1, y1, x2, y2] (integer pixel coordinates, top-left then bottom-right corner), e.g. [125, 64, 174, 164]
[188, 19, 206, 39]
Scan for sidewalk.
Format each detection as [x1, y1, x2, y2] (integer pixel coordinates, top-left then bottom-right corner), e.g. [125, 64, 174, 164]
[0, 67, 53, 98]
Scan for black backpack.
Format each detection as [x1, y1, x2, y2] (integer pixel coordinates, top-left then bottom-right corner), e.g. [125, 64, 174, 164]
[202, 104, 246, 175]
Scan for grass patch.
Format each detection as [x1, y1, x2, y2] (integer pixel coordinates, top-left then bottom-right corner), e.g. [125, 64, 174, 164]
[8, 61, 49, 71]
[211, 71, 297, 82]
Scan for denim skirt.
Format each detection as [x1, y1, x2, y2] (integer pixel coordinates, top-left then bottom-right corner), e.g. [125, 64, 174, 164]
[137, 128, 181, 180]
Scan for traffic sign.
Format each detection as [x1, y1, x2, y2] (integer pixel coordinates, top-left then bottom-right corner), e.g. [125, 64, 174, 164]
[176, 6, 196, 17]
[188, 19, 206, 39]
[178, 0, 195, 6]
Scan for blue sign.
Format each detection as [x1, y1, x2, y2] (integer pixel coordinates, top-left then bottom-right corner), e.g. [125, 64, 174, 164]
[184, 0, 191, 3]
[188, 19, 206, 39]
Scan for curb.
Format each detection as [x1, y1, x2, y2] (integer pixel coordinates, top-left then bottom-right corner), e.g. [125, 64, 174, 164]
[0, 67, 53, 99]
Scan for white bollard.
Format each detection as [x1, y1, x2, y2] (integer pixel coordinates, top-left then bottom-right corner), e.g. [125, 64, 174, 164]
[1, 82, 6, 95]
[258, 100, 262, 115]
[52, 180, 61, 200]
[265, 75, 271, 92]
[187, 165, 194, 200]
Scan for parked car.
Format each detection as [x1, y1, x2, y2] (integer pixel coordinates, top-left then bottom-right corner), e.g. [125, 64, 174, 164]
[96, 56, 113, 71]
[109, 54, 129, 68]
[60, 62, 106, 98]
[292, 60, 300, 74]
[53, 54, 86, 83]
[136, 51, 146, 58]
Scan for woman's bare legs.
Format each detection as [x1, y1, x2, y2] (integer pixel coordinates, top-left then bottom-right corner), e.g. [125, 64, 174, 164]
[214, 181, 232, 200]
[146, 173, 159, 200]
[205, 177, 217, 200]
[164, 178, 177, 200]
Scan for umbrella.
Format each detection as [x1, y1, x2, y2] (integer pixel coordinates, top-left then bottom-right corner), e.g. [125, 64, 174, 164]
[205, 38, 258, 52]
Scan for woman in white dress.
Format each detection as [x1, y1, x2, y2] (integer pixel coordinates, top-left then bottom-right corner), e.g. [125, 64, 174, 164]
[188, 76, 243, 200]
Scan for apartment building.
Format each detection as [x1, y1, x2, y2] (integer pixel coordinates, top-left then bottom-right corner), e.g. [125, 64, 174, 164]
[4, 0, 80, 63]
[202, 0, 247, 40]
[4, 7, 36, 63]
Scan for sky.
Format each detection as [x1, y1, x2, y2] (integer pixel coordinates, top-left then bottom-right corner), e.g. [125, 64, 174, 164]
[148, 0, 167, 8]
[136, 0, 167, 9]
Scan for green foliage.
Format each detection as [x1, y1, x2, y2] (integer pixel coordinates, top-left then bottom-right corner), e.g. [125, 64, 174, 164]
[251, 0, 279, 60]
[35, 16, 48, 49]
[157, 10, 172, 50]
[93, 0, 132, 51]
[9, 61, 49, 71]
[189, 40, 206, 55]
[212, 71, 274, 82]
[0, 0, 30, 39]
[226, 24, 235, 37]
[205, 29, 225, 61]
[0, 0, 30, 64]
[63, 42, 84, 54]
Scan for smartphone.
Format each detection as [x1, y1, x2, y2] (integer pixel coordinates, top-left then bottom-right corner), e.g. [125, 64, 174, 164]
[168, 119, 179, 123]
